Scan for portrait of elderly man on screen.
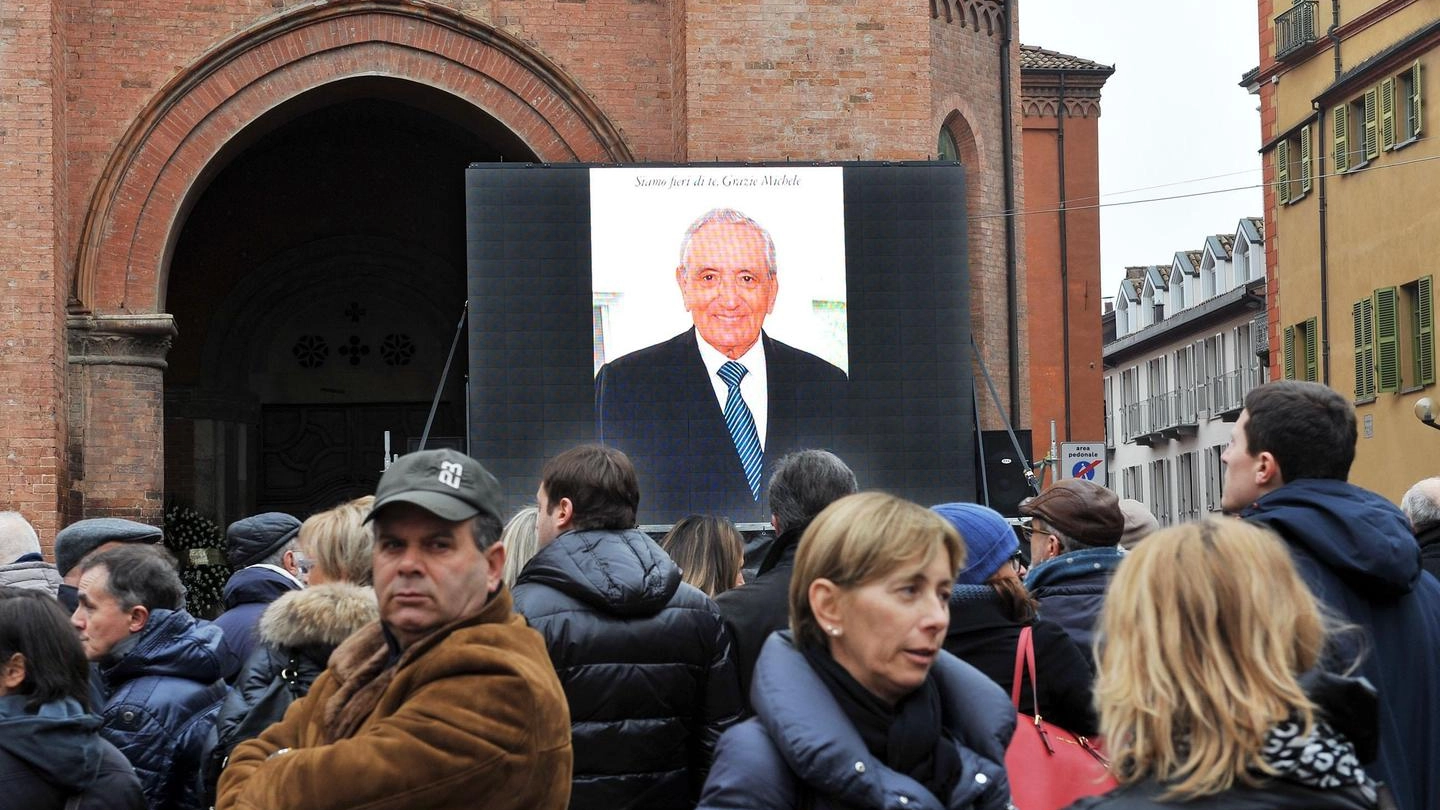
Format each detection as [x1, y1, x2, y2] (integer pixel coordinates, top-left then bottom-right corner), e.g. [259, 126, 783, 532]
[596, 208, 848, 523]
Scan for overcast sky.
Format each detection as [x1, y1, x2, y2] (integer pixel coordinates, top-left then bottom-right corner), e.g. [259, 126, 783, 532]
[1018, 0, 1265, 298]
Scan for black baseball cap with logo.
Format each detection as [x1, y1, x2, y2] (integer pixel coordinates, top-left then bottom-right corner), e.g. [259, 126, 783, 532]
[365, 448, 504, 524]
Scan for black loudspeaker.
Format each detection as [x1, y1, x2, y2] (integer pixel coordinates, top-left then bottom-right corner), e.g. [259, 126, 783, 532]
[976, 429, 1033, 517]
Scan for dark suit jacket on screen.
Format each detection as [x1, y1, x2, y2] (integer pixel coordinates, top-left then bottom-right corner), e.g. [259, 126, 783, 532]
[596, 328, 848, 523]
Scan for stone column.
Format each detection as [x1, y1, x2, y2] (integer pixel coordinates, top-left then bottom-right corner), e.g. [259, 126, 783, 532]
[67, 314, 177, 525]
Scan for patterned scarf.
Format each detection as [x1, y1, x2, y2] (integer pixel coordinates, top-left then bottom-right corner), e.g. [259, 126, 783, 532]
[1260, 715, 1379, 803]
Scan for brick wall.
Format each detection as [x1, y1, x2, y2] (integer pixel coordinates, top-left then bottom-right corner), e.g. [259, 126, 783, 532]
[931, 11, 1028, 431]
[0, 0, 68, 549]
[0, 0, 1024, 533]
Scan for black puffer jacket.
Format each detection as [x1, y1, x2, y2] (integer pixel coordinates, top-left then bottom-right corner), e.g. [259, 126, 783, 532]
[943, 584, 1097, 735]
[1415, 522, 1440, 582]
[0, 695, 145, 810]
[513, 527, 744, 809]
[205, 583, 377, 794]
[96, 609, 227, 810]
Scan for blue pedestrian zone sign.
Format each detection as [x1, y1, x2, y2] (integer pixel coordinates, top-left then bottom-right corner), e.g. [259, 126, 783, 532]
[1060, 442, 1106, 483]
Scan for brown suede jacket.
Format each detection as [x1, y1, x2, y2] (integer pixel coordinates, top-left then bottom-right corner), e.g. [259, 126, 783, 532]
[216, 586, 572, 810]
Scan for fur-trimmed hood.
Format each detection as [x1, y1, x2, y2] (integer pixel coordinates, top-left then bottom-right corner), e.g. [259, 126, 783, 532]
[258, 582, 378, 651]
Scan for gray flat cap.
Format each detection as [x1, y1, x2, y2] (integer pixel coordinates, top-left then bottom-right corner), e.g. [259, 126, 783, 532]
[54, 518, 164, 576]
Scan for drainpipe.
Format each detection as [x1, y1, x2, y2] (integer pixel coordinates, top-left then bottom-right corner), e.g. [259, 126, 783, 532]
[1000, 1, 1021, 418]
[1318, 0, 1341, 383]
[1057, 72, 1073, 438]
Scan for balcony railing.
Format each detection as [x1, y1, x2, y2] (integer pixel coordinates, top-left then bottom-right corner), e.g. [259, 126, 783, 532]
[1275, 1, 1319, 61]
[1210, 365, 1265, 417]
[1121, 390, 1200, 445]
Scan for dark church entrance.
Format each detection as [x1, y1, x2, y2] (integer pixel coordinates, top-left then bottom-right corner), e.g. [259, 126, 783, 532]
[163, 77, 536, 525]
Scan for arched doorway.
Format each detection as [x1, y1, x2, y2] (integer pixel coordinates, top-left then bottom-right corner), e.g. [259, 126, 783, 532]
[68, 3, 632, 527]
[164, 79, 536, 523]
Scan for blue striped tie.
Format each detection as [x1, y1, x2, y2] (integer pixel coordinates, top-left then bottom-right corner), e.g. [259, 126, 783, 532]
[718, 361, 763, 500]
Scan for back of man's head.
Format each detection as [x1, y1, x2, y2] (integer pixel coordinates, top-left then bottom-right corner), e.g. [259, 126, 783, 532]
[1243, 381, 1356, 483]
[542, 445, 639, 532]
[1402, 477, 1440, 533]
[80, 544, 185, 614]
[767, 450, 858, 534]
[0, 512, 41, 565]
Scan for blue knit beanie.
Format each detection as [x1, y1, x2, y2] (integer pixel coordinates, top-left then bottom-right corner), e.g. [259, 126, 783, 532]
[931, 502, 1018, 585]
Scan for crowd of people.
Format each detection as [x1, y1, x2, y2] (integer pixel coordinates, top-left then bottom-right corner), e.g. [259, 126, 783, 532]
[0, 379, 1438, 810]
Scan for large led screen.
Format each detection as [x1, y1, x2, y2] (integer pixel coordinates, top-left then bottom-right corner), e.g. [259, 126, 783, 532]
[467, 162, 975, 525]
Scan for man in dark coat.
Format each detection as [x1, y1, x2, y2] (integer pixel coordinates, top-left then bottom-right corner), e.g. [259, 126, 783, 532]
[714, 449, 857, 709]
[1401, 476, 1440, 581]
[213, 512, 305, 681]
[72, 545, 227, 810]
[1224, 380, 1440, 810]
[1020, 478, 1125, 669]
[513, 444, 743, 809]
[594, 208, 848, 523]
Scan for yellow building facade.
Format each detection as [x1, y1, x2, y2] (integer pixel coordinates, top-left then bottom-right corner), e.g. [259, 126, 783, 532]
[1254, 0, 1440, 500]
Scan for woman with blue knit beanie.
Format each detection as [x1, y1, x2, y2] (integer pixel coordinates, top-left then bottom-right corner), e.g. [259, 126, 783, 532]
[932, 502, 1098, 736]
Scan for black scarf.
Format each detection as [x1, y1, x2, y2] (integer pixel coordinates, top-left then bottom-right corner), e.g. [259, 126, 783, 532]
[801, 643, 962, 801]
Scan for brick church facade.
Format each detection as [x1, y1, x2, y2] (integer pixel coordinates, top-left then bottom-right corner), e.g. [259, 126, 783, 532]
[2, 0, 1110, 542]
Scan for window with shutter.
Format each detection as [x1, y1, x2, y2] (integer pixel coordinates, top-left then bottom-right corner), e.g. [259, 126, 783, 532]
[1283, 325, 1296, 379]
[1353, 299, 1375, 399]
[1276, 140, 1291, 204]
[1381, 77, 1396, 150]
[1417, 275, 1434, 385]
[1304, 317, 1319, 382]
[1364, 88, 1380, 160]
[1333, 104, 1351, 172]
[1375, 287, 1401, 392]
[1413, 61, 1424, 137]
[1300, 126, 1313, 193]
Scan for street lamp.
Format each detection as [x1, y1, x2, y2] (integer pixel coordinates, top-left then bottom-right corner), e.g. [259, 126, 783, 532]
[1416, 397, 1440, 431]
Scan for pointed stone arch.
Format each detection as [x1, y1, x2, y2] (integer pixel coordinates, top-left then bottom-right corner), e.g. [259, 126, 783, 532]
[73, 0, 633, 314]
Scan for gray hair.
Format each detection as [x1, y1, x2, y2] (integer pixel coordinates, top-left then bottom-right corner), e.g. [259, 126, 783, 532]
[677, 208, 778, 279]
[767, 450, 858, 534]
[1402, 477, 1440, 532]
[257, 538, 300, 569]
[0, 512, 40, 564]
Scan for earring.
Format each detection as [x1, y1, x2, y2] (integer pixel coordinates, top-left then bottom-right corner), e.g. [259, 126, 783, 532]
[828, 626, 841, 637]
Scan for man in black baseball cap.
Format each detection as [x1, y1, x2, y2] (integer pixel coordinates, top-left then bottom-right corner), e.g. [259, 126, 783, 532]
[218, 447, 573, 810]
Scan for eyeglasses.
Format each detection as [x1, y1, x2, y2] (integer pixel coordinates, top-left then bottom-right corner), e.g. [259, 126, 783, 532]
[292, 551, 315, 584]
[1008, 551, 1026, 573]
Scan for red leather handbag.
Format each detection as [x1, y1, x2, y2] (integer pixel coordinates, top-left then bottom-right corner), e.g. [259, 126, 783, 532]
[1004, 626, 1117, 810]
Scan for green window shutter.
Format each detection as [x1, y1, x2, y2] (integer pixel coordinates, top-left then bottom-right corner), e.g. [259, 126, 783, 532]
[1334, 104, 1351, 172]
[1283, 325, 1296, 379]
[1304, 317, 1319, 382]
[1375, 287, 1401, 392]
[1418, 275, 1435, 385]
[1364, 88, 1380, 160]
[1353, 301, 1367, 397]
[1414, 61, 1425, 137]
[1353, 299, 1375, 398]
[1364, 299, 1376, 396]
[1300, 126, 1313, 193]
[1381, 77, 1397, 149]
[1276, 140, 1291, 204]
